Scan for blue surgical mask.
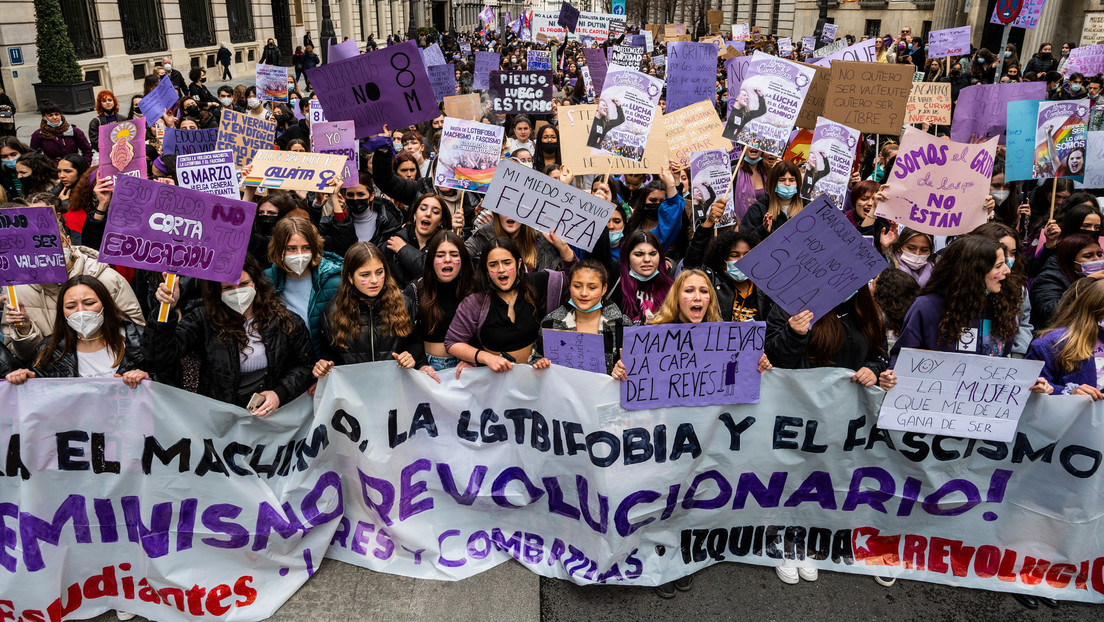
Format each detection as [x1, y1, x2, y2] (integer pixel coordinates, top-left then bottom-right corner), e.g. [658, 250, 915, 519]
[609, 229, 623, 245]
[1, 159, 14, 169]
[1003, 51, 1012, 58]
[775, 184, 797, 199]
[1072, 84, 1084, 93]
[46, 119, 62, 128]
[568, 298, 603, 313]
[393, 141, 403, 152]
[744, 155, 762, 165]
[1005, 257, 1015, 269]
[725, 260, 748, 282]
[630, 268, 658, 282]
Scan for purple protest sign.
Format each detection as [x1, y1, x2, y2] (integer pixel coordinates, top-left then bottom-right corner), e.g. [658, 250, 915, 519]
[474, 52, 500, 91]
[558, 1, 580, 33]
[800, 116, 859, 209]
[989, 0, 1045, 29]
[801, 36, 816, 51]
[543, 329, 605, 373]
[311, 120, 359, 189]
[161, 127, 217, 156]
[99, 175, 257, 283]
[620, 322, 765, 410]
[140, 77, 178, 128]
[927, 26, 971, 59]
[305, 41, 436, 139]
[422, 43, 447, 67]
[582, 48, 608, 95]
[97, 120, 147, 182]
[724, 55, 751, 114]
[949, 82, 1046, 145]
[723, 53, 815, 157]
[1064, 45, 1104, 77]
[736, 196, 888, 322]
[428, 63, 457, 103]
[665, 42, 717, 113]
[0, 207, 66, 287]
[329, 38, 361, 62]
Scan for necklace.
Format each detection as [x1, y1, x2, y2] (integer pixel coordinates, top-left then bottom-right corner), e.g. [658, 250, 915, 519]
[78, 334, 104, 342]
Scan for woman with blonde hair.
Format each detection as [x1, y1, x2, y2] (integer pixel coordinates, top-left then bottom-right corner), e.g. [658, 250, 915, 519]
[1027, 275, 1104, 399]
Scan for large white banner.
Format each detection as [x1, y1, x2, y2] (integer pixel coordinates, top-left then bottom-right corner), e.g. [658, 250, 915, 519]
[5, 365, 1104, 621]
[532, 11, 619, 42]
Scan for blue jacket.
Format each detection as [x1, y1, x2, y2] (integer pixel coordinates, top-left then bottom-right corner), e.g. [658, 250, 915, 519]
[653, 193, 685, 253]
[1025, 327, 1099, 389]
[265, 251, 343, 356]
[890, 293, 1014, 367]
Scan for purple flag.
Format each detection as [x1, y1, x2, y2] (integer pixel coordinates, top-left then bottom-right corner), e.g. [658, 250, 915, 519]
[479, 5, 495, 24]
[140, 77, 178, 128]
[0, 206, 67, 287]
[665, 42, 717, 113]
[98, 175, 257, 283]
[950, 82, 1046, 145]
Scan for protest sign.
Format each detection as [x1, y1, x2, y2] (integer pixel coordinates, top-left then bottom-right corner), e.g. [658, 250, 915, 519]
[812, 38, 846, 57]
[700, 35, 726, 57]
[528, 50, 553, 70]
[724, 55, 752, 113]
[666, 42, 718, 112]
[875, 127, 999, 235]
[582, 48, 608, 95]
[97, 120, 146, 182]
[642, 29, 654, 52]
[1082, 13, 1104, 46]
[879, 348, 1044, 442]
[310, 120, 358, 189]
[905, 82, 952, 125]
[733, 23, 749, 39]
[778, 37, 793, 57]
[489, 70, 554, 114]
[215, 109, 276, 168]
[161, 127, 217, 156]
[99, 175, 256, 282]
[532, 10, 621, 42]
[653, 54, 667, 68]
[801, 36, 816, 51]
[428, 63, 457, 103]
[444, 93, 483, 121]
[689, 149, 733, 226]
[610, 45, 645, 69]
[989, 0, 1045, 29]
[586, 66, 664, 162]
[459, 40, 472, 55]
[474, 52, 500, 90]
[663, 100, 732, 170]
[0, 206, 66, 287]
[609, 19, 626, 37]
[422, 42, 446, 66]
[139, 76, 177, 128]
[707, 9, 723, 28]
[1064, 44, 1104, 77]
[559, 104, 667, 173]
[434, 118, 504, 193]
[176, 149, 239, 198]
[1004, 100, 1039, 182]
[621, 322, 765, 410]
[1033, 100, 1089, 180]
[306, 41, 436, 139]
[243, 150, 348, 192]
[255, 64, 289, 101]
[811, 39, 878, 66]
[328, 37, 361, 62]
[799, 117, 859, 209]
[950, 82, 1046, 145]
[309, 99, 327, 124]
[483, 158, 614, 251]
[750, 26, 761, 41]
[821, 22, 838, 42]
[558, 1, 580, 32]
[1081, 132, 1104, 188]
[737, 196, 888, 321]
[926, 26, 971, 59]
[723, 54, 815, 157]
[543, 329, 605, 373]
[823, 61, 912, 135]
[795, 62, 830, 130]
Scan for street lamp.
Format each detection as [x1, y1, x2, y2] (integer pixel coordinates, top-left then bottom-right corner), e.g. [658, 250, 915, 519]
[320, 0, 336, 63]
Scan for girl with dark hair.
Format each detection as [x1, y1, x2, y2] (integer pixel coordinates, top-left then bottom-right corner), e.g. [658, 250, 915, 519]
[730, 148, 769, 224]
[14, 152, 58, 197]
[971, 222, 1034, 355]
[4, 275, 146, 387]
[607, 230, 674, 324]
[446, 235, 574, 375]
[30, 100, 93, 164]
[177, 95, 218, 129]
[144, 255, 315, 412]
[401, 130, 432, 177]
[313, 242, 425, 377]
[125, 94, 144, 120]
[1024, 42, 1058, 76]
[534, 124, 561, 170]
[621, 165, 684, 255]
[888, 228, 936, 287]
[51, 153, 89, 226]
[1030, 234, 1103, 328]
[150, 154, 177, 184]
[263, 217, 343, 356]
[505, 115, 535, 155]
[685, 199, 771, 321]
[606, 202, 629, 262]
[0, 136, 31, 198]
[187, 68, 220, 112]
[871, 268, 921, 348]
[1027, 276, 1104, 398]
[739, 160, 804, 239]
[410, 231, 475, 376]
[384, 193, 463, 287]
[88, 90, 121, 151]
[1027, 190, 1095, 276]
[466, 212, 568, 272]
[845, 180, 894, 253]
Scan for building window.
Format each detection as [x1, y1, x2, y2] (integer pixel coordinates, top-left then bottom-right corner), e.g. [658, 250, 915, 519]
[118, 0, 167, 54]
[865, 19, 881, 38]
[921, 21, 932, 42]
[294, 0, 304, 26]
[227, 0, 256, 43]
[180, 0, 216, 48]
[59, 0, 102, 59]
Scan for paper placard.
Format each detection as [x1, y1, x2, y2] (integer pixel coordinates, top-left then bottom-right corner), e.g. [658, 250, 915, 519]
[428, 63, 457, 103]
[905, 82, 952, 125]
[950, 82, 1046, 145]
[97, 120, 147, 182]
[663, 100, 732, 170]
[587, 66, 664, 162]
[822, 61, 912, 135]
[244, 150, 348, 192]
[1064, 44, 1104, 77]
[474, 52, 501, 90]
[689, 149, 733, 226]
[434, 118, 505, 193]
[527, 50, 552, 70]
[558, 104, 668, 174]
[214, 109, 276, 168]
[665, 42, 718, 112]
[140, 77, 178, 128]
[543, 329, 605, 373]
[444, 94, 483, 121]
[0, 206, 66, 287]
[176, 150, 239, 199]
[1004, 100, 1039, 182]
[1034, 100, 1089, 180]
[310, 120, 358, 189]
[800, 117, 859, 209]
[256, 64, 289, 101]
[161, 127, 217, 156]
[723, 54, 815, 156]
[489, 70, 554, 114]
[927, 26, 971, 59]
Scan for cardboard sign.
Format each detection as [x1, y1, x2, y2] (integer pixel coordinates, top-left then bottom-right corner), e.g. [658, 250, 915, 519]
[0, 206, 66, 287]
[306, 41, 437, 139]
[428, 63, 457, 103]
[310, 120, 358, 189]
[905, 82, 952, 125]
[215, 109, 276, 168]
[587, 66, 664, 162]
[822, 61, 912, 135]
[256, 64, 289, 102]
[489, 70, 554, 114]
[97, 120, 146, 182]
[875, 127, 999, 235]
[689, 149, 733, 226]
[558, 1, 580, 32]
[176, 150, 239, 199]
[140, 77, 178, 128]
[795, 62, 830, 130]
[161, 127, 217, 156]
[610, 45, 645, 70]
[482, 158, 614, 251]
[582, 48, 608, 95]
[1034, 100, 1089, 180]
[243, 150, 349, 192]
[608, 20, 626, 37]
[543, 329, 605, 373]
[665, 42, 718, 112]
[527, 50, 553, 70]
[878, 348, 1044, 442]
[434, 118, 504, 193]
[99, 175, 256, 283]
[1004, 100, 1038, 182]
[663, 100, 732, 170]
[800, 117, 859, 209]
[558, 104, 668, 174]
[474, 52, 501, 90]
[736, 196, 888, 322]
[620, 322, 765, 410]
[723, 54, 816, 156]
[812, 38, 847, 58]
[927, 26, 971, 59]
[1065, 44, 1104, 77]
[950, 82, 1046, 145]
[444, 94, 484, 121]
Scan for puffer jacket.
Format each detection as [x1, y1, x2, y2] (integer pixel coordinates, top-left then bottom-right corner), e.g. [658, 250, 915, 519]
[33, 321, 144, 377]
[264, 251, 343, 356]
[739, 193, 786, 241]
[1, 246, 145, 362]
[319, 291, 426, 367]
[465, 222, 565, 272]
[532, 303, 634, 374]
[0, 343, 18, 376]
[385, 225, 435, 288]
[141, 307, 314, 407]
[1029, 257, 1074, 330]
[318, 198, 405, 258]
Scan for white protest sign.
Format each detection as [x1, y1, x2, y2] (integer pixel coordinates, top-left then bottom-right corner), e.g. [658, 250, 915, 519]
[176, 149, 240, 198]
[878, 348, 1044, 442]
[483, 158, 614, 251]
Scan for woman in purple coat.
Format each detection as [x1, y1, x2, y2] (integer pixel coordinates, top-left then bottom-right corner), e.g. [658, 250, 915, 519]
[1027, 276, 1104, 399]
[29, 100, 93, 165]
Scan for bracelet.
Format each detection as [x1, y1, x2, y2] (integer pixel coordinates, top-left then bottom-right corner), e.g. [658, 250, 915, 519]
[474, 350, 481, 365]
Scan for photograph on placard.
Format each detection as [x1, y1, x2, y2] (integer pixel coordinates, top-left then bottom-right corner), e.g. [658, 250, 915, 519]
[585, 66, 663, 162]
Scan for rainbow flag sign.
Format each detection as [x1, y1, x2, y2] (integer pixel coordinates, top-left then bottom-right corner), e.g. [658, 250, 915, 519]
[1033, 100, 1088, 181]
[433, 118, 504, 193]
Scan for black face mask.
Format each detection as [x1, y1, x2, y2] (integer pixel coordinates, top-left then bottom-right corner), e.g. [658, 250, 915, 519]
[1081, 229, 1100, 239]
[541, 142, 558, 153]
[641, 202, 661, 219]
[255, 215, 278, 236]
[347, 198, 372, 215]
[1039, 52, 1053, 61]
[184, 105, 200, 117]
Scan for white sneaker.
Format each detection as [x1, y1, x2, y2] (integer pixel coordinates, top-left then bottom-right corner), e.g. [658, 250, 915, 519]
[874, 576, 896, 587]
[797, 566, 818, 582]
[775, 565, 800, 584]
[116, 612, 137, 621]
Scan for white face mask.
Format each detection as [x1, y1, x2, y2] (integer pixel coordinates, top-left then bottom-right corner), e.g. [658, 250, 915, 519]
[899, 250, 929, 270]
[67, 310, 104, 338]
[219, 97, 232, 107]
[284, 253, 312, 276]
[221, 286, 256, 314]
[247, 97, 261, 110]
[991, 190, 1010, 205]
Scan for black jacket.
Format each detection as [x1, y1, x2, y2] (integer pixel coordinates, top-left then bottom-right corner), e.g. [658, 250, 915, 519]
[260, 44, 282, 66]
[0, 343, 19, 376]
[33, 321, 144, 378]
[276, 119, 310, 150]
[372, 147, 480, 226]
[683, 225, 774, 322]
[142, 307, 314, 407]
[319, 292, 426, 367]
[1029, 256, 1073, 329]
[217, 47, 232, 66]
[739, 193, 786, 241]
[765, 299, 889, 375]
[385, 225, 433, 287]
[88, 113, 121, 151]
[317, 198, 405, 258]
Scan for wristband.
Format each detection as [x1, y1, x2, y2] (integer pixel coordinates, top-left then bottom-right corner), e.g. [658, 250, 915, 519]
[474, 350, 481, 365]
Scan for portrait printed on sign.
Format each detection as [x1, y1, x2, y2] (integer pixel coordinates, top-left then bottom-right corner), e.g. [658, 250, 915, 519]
[585, 66, 663, 162]
[1033, 100, 1089, 181]
[723, 55, 814, 157]
[799, 118, 859, 209]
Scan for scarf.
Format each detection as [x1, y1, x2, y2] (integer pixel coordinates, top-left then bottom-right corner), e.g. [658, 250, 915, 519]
[39, 117, 70, 140]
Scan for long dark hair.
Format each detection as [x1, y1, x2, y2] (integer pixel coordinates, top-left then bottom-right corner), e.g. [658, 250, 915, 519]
[617, 230, 673, 320]
[35, 275, 128, 369]
[1057, 199, 1100, 238]
[623, 181, 666, 235]
[806, 286, 885, 365]
[15, 152, 57, 196]
[971, 222, 1027, 295]
[534, 123, 561, 166]
[923, 236, 1020, 346]
[478, 237, 539, 309]
[1055, 233, 1099, 283]
[418, 231, 474, 335]
[58, 154, 89, 189]
[201, 254, 295, 353]
[873, 268, 921, 335]
[329, 242, 411, 346]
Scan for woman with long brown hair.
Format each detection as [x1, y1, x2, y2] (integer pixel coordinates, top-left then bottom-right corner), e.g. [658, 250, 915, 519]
[384, 193, 462, 287]
[411, 231, 476, 377]
[739, 160, 804, 240]
[1027, 276, 1104, 399]
[466, 212, 566, 272]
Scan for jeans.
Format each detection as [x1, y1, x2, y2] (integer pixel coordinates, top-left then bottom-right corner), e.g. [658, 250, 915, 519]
[426, 354, 459, 371]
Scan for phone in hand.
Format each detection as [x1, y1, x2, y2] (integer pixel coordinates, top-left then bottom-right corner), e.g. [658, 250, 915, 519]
[246, 393, 265, 411]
